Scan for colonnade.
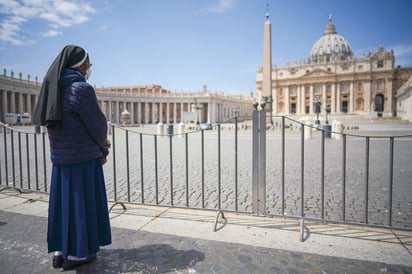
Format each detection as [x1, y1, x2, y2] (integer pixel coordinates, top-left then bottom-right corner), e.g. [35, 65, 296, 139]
[0, 73, 254, 125]
[273, 79, 391, 115]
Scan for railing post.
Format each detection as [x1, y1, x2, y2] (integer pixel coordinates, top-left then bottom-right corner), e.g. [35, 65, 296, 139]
[252, 101, 267, 215]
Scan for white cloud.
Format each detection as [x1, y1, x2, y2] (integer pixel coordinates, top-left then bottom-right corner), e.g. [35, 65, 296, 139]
[0, 0, 96, 45]
[41, 29, 62, 37]
[197, 0, 236, 14]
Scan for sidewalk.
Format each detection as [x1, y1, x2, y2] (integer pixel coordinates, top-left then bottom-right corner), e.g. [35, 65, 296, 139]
[0, 188, 411, 273]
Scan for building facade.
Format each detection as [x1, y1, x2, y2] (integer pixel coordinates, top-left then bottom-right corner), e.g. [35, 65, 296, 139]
[256, 15, 412, 118]
[0, 69, 253, 125]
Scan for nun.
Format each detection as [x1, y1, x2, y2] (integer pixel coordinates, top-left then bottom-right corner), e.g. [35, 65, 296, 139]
[33, 45, 112, 270]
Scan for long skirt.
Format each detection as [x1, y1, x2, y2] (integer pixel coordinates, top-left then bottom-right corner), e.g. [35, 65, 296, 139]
[47, 158, 112, 259]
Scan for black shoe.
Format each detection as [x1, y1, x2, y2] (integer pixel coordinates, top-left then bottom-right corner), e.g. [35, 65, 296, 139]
[52, 255, 64, 268]
[62, 254, 97, 271]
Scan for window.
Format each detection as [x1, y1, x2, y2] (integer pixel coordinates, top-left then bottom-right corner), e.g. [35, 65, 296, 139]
[315, 84, 321, 94]
[358, 65, 363, 70]
[290, 86, 297, 95]
[377, 61, 384, 68]
[377, 80, 384, 90]
[341, 82, 349, 93]
[357, 82, 363, 91]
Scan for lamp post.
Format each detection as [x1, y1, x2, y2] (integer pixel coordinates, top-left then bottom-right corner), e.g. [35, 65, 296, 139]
[191, 100, 202, 125]
[325, 105, 331, 124]
[314, 95, 322, 126]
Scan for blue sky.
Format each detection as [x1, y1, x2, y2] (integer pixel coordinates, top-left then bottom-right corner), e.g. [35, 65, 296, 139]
[1, 0, 412, 96]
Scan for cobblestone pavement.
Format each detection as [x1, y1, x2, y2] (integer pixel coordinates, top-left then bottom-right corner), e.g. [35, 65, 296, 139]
[1, 210, 412, 274]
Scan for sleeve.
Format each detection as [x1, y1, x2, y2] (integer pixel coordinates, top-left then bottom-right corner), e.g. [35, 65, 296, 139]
[74, 83, 108, 156]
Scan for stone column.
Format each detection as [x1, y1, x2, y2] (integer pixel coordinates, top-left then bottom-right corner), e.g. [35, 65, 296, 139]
[296, 86, 301, 114]
[322, 83, 327, 113]
[10, 91, 16, 113]
[151, 102, 156, 124]
[309, 85, 314, 114]
[115, 101, 120, 123]
[166, 102, 170, 124]
[26, 93, 31, 115]
[159, 102, 163, 123]
[173, 102, 177, 123]
[331, 83, 336, 113]
[2, 90, 9, 117]
[365, 81, 371, 112]
[137, 102, 141, 124]
[17, 93, 23, 113]
[349, 81, 354, 113]
[108, 100, 112, 122]
[130, 102, 134, 124]
[336, 83, 341, 113]
[285, 87, 290, 114]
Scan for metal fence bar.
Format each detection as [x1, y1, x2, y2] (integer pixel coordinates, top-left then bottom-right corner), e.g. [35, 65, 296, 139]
[112, 125, 117, 201]
[365, 136, 370, 224]
[388, 137, 394, 226]
[201, 130, 205, 208]
[300, 123, 305, 218]
[3, 129, 8, 186]
[342, 134, 347, 222]
[218, 124, 222, 210]
[234, 116, 238, 212]
[34, 133, 39, 190]
[11, 130, 16, 187]
[125, 130, 130, 203]
[42, 132, 47, 192]
[18, 132, 23, 188]
[154, 135, 159, 205]
[321, 128, 325, 219]
[169, 135, 173, 206]
[281, 116, 285, 216]
[185, 132, 189, 207]
[252, 107, 259, 214]
[26, 134, 31, 189]
[258, 108, 266, 215]
[140, 133, 144, 204]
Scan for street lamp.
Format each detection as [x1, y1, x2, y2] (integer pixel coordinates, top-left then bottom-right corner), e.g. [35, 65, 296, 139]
[314, 96, 322, 126]
[191, 100, 202, 125]
[325, 105, 331, 124]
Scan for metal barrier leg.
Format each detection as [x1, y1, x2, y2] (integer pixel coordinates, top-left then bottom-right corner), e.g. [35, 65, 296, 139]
[109, 201, 127, 213]
[213, 210, 226, 232]
[300, 219, 305, 242]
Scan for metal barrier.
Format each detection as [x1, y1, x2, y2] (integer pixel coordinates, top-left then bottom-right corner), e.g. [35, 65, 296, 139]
[1, 108, 412, 240]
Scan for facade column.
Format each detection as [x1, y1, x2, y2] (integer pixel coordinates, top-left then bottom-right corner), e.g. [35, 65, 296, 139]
[365, 81, 371, 112]
[285, 87, 290, 114]
[26, 93, 31, 114]
[2, 90, 9, 114]
[151, 102, 155, 124]
[296, 86, 301, 114]
[322, 84, 327, 113]
[349, 81, 354, 113]
[309, 85, 314, 113]
[331, 83, 336, 113]
[116, 101, 120, 123]
[207, 102, 211, 123]
[137, 102, 141, 124]
[108, 100, 112, 122]
[130, 102, 135, 124]
[336, 83, 341, 113]
[159, 102, 163, 123]
[301, 85, 306, 113]
[173, 102, 177, 123]
[10, 91, 15, 113]
[18, 93, 23, 113]
[386, 79, 393, 114]
[166, 102, 170, 124]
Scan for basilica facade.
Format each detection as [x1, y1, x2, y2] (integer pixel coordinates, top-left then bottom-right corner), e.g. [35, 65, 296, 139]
[256, 15, 412, 117]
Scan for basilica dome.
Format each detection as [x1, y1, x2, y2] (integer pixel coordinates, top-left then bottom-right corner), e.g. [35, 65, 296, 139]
[310, 16, 353, 63]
